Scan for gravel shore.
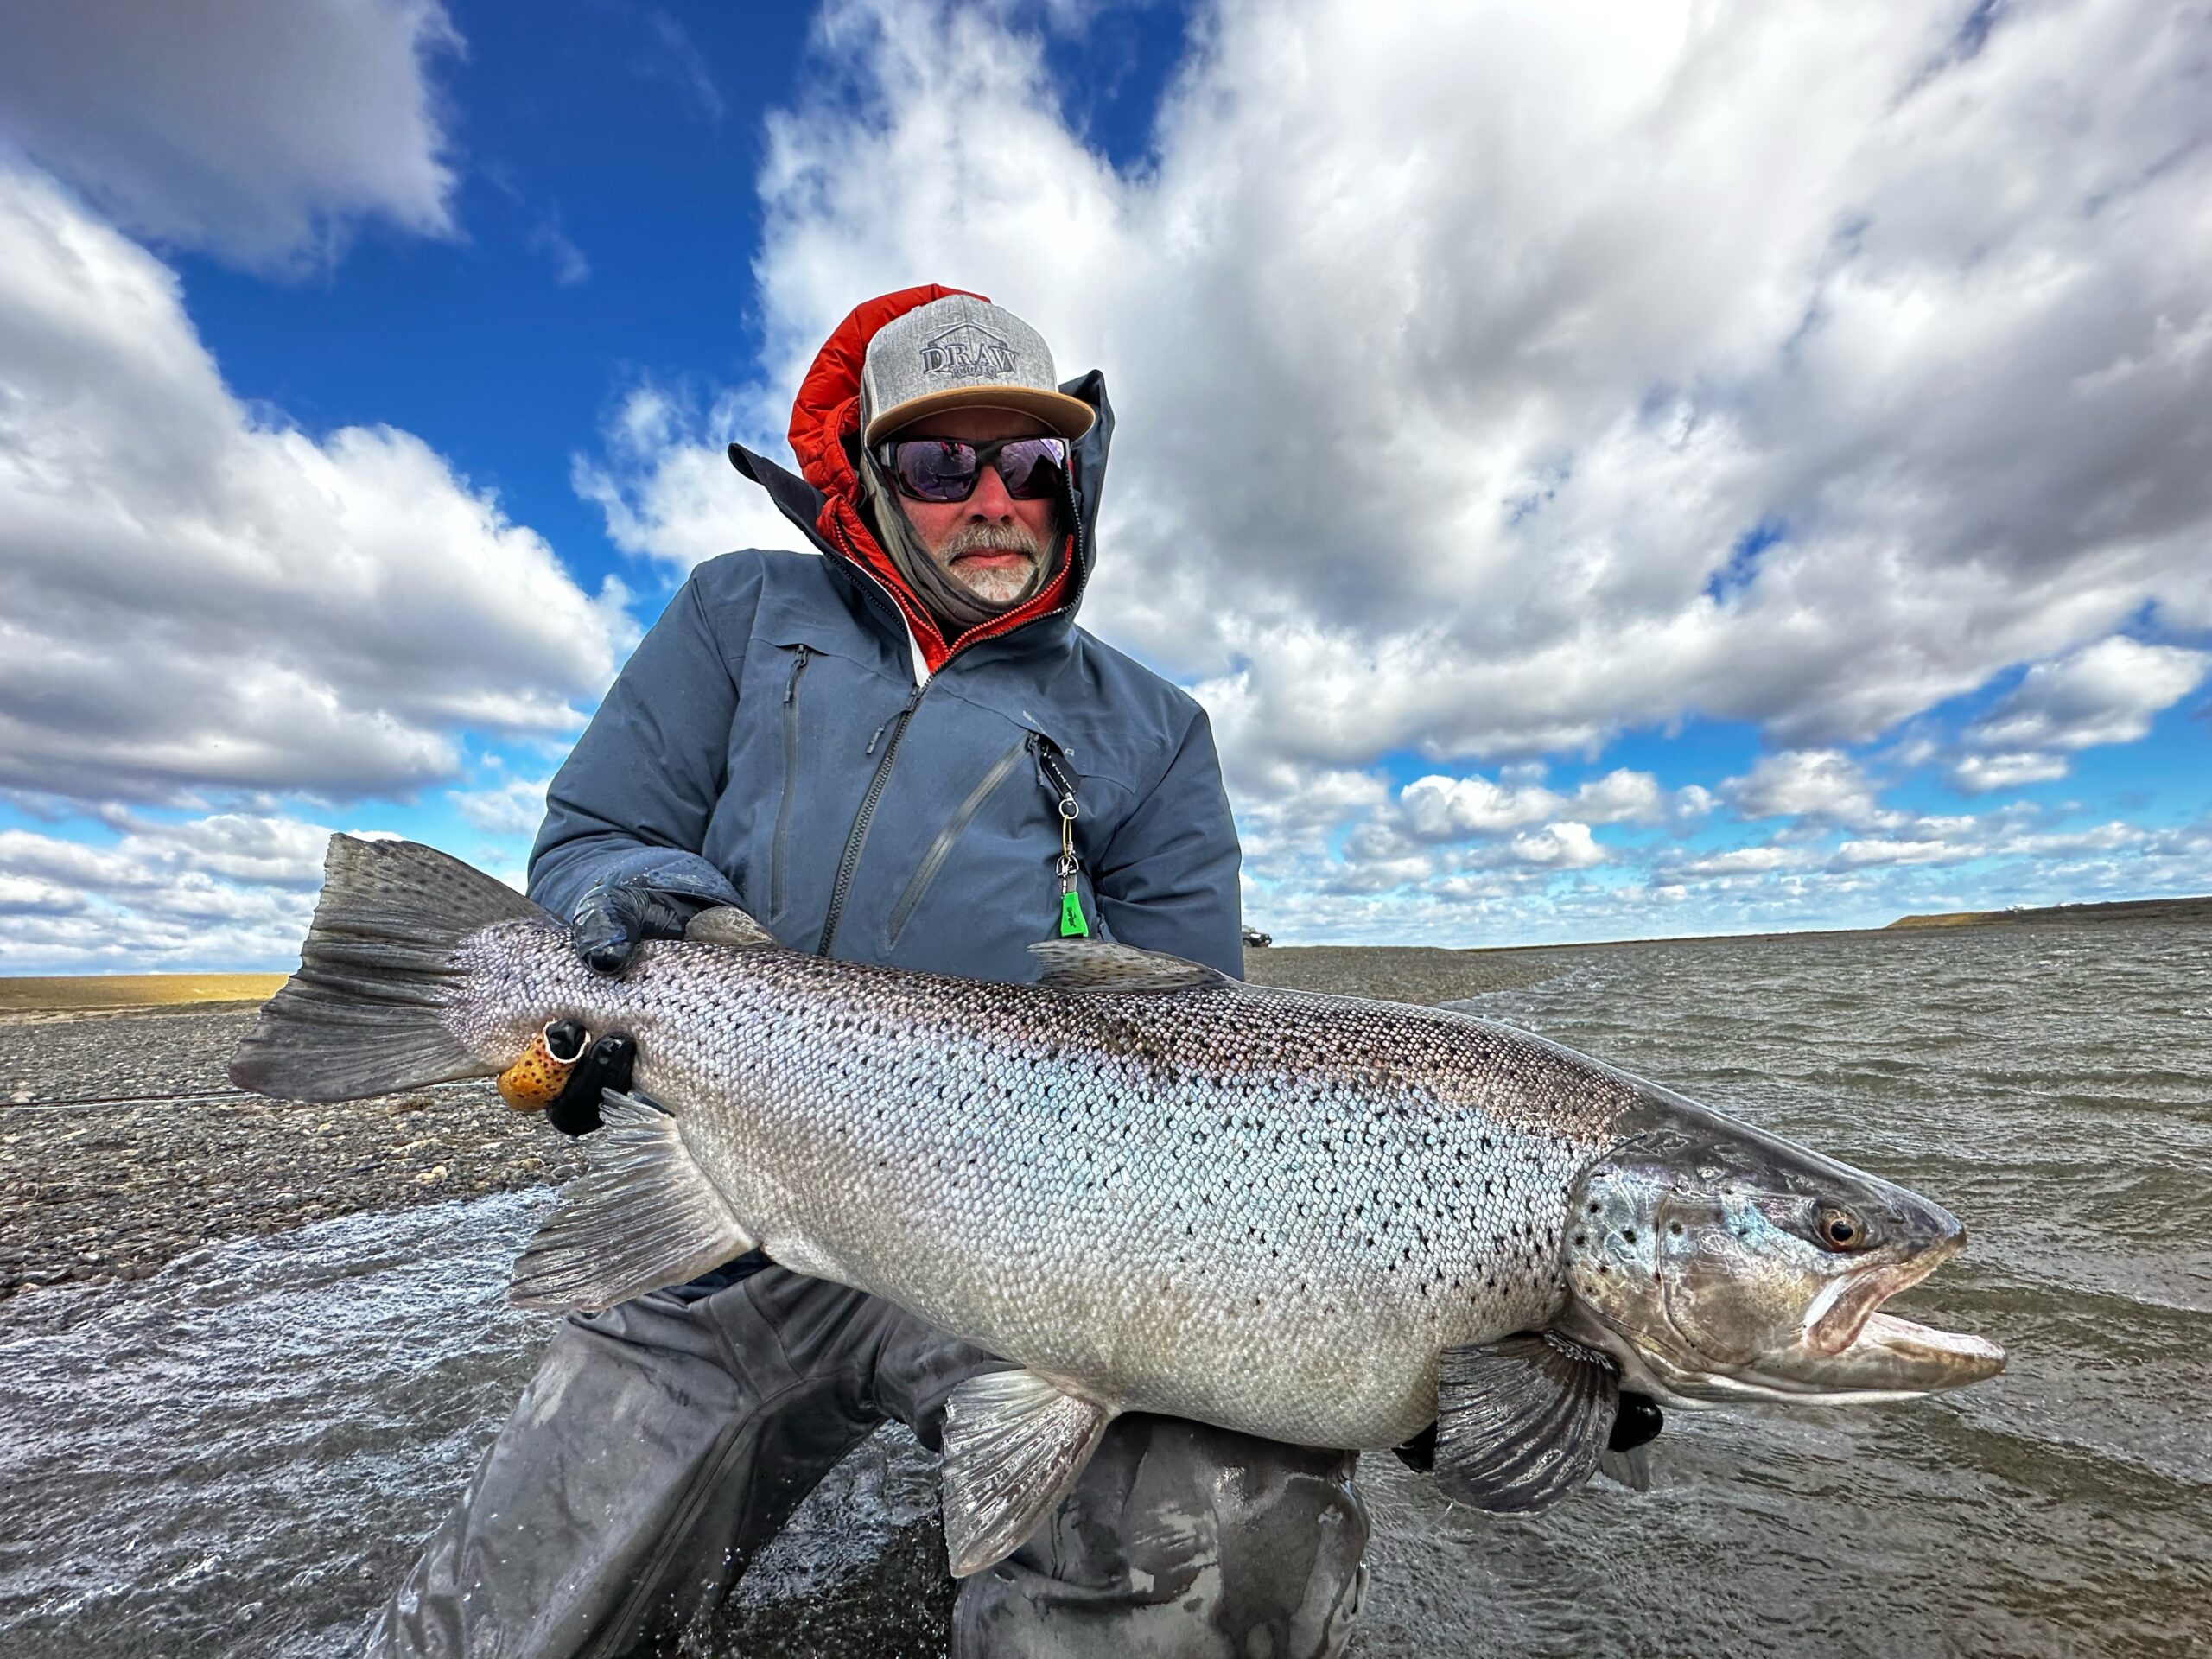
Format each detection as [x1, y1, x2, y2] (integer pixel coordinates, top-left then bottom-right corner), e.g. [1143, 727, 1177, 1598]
[0, 945, 1565, 1301]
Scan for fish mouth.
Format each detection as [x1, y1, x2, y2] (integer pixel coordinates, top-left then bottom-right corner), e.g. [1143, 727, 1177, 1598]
[1792, 1233, 2005, 1398]
[1802, 1231, 1961, 1357]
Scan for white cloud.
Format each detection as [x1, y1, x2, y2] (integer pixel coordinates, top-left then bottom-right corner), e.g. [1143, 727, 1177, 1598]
[1965, 636, 2209, 753]
[1948, 750, 2071, 793]
[1492, 822, 1608, 870]
[1827, 836, 1972, 871]
[1724, 750, 1890, 826]
[0, 165, 632, 806]
[582, 0, 2211, 815]
[0, 0, 461, 270]
[451, 774, 553, 837]
[572, 384, 804, 569]
[0, 815, 332, 970]
[1669, 844, 1807, 879]
[1396, 766, 1694, 842]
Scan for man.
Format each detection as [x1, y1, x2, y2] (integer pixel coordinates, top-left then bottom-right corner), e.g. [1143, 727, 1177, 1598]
[374, 288, 1370, 1658]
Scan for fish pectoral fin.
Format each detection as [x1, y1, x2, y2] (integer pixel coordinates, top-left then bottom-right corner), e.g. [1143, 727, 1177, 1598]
[1432, 1332, 1621, 1514]
[938, 1369, 1115, 1577]
[1597, 1443, 1654, 1493]
[507, 1091, 756, 1314]
[683, 905, 782, 949]
[1027, 938, 1234, 993]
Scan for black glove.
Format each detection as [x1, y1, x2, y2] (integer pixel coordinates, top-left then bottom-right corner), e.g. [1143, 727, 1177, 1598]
[570, 877, 698, 976]
[1609, 1391, 1663, 1452]
[545, 1032, 636, 1136]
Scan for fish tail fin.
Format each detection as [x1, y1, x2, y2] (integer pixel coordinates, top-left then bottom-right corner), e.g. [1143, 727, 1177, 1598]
[229, 835, 549, 1102]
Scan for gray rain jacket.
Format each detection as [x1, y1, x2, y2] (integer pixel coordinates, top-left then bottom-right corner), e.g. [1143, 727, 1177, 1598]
[528, 289, 1243, 982]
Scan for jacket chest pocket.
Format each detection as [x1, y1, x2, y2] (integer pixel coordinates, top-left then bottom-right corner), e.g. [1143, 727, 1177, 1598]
[883, 730, 1100, 950]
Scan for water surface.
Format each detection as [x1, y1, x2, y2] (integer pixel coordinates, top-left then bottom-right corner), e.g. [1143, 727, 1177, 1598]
[3, 921, 2204, 1656]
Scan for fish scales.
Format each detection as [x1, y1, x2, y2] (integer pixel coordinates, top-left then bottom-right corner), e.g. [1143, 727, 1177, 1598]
[451, 918, 1635, 1447]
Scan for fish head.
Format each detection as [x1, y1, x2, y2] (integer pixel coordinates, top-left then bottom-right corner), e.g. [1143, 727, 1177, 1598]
[1556, 1087, 2005, 1408]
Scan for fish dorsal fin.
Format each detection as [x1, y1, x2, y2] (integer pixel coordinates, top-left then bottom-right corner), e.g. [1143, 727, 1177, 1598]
[938, 1370, 1116, 1576]
[1432, 1332, 1620, 1513]
[1027, 938, 1231, 993]
[507, 1092, 757, 1313]
[684, 905, 781, 949]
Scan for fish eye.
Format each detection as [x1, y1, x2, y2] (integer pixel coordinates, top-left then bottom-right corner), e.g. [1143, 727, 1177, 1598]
[1814, 1205, 1869, 1251]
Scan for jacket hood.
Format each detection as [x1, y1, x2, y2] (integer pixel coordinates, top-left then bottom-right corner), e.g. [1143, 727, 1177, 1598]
[728, 284, 1114, 672]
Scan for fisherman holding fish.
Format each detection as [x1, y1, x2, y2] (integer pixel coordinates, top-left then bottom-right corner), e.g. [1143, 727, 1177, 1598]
[373, 289, 1373, 1657]
[249, 286, 1999, 1657]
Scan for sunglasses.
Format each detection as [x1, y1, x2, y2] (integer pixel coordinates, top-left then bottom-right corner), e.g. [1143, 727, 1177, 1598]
[875, 435, 1071, 504]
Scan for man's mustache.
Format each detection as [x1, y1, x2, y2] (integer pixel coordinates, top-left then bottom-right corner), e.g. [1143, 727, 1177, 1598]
[938, 521, 1051, 561]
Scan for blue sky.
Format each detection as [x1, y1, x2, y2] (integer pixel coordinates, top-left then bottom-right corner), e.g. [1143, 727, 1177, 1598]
[0, 0, 2207, 972]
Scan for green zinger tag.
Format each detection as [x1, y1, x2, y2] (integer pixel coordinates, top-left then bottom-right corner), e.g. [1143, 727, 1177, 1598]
[1058, 889, 1090, 938]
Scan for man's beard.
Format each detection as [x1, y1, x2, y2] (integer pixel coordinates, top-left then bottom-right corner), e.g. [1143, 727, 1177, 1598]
[931, 520, 1053, 607]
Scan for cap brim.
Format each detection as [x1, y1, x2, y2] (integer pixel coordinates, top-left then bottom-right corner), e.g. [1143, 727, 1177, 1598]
[864, 385, 1096, 446]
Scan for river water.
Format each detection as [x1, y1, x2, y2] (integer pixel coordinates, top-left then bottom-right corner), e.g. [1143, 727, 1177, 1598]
[1, 921, 2205, 1656]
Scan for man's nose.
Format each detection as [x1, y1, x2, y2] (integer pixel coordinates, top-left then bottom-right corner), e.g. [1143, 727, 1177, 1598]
[966, 458, 1017, 518]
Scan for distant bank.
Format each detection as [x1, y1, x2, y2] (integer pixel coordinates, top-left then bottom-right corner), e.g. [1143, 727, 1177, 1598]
[1886, 894, 2212, 930]
[0, 973, 288, 1014]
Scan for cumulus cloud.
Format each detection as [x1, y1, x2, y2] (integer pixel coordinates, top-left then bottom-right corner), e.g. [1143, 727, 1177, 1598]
[1948, 750, 2072, 793]
[572, 384, 801, 569]
[1966, 636, 2209, 753]
[451, 774, 554, 837]
[0, 813, 337, 971]
[1397, 766, 1696, 841]
[1723, 750, 1891, 826]
[0, 0, 461, 270]
[585, 0, 2212, 813]
[0, 166, 632, 806]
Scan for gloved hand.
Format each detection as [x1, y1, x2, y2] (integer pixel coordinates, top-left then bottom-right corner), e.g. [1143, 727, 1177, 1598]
[570, 876, 699, 976]
[545, 1032, 636, 1136]
[1608, 1391, 1663, 1452]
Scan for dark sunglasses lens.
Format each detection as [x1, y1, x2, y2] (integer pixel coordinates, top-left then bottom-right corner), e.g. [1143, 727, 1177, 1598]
[995, 438, 1068, 499]
[893, 441, 980, 502]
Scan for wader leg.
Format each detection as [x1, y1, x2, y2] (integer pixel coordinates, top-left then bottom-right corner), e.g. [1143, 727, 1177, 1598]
[945, 1417, 1370, 1659]
[371, 1272, 912, 1659]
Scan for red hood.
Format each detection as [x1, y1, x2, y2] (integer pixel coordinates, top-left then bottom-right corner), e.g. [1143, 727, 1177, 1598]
[791, 285, 1077, 673]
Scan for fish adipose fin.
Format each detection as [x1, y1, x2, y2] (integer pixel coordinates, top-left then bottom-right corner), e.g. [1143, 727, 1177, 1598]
[683, 906, 782, 949]
[230, 836, 545, 1102]
[1432, 1332, 1621, 1513]
[1027, 938, 1233, 993]
[508, 1092, 757, 1313]
[938, 1369, 1115, 1576]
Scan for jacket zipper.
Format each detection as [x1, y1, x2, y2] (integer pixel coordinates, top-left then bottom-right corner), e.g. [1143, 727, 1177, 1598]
[817, 678, 927, 957]
[885, 735, 1033, 945]
[769, 645, 811, 919]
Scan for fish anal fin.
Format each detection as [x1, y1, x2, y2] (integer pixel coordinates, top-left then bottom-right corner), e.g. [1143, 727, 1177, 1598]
[1432, 1332, 1619, 1513]
[939, 1370, 1115, 1576]
[507, 1092, 756, 1313]
[683, 906, 782, 949]
[1027, 938, 1231, 993]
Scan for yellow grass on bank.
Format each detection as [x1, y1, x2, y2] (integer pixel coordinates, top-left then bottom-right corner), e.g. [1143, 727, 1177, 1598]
[0, 973, 288, 1013]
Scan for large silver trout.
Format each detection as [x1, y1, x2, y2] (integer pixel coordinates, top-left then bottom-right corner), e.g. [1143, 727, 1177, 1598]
[232, 837, 2005, 1574]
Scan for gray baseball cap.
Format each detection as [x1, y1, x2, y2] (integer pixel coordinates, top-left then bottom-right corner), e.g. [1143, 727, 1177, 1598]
[861, 294, 1096, 446]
